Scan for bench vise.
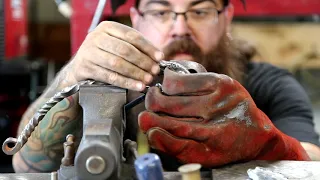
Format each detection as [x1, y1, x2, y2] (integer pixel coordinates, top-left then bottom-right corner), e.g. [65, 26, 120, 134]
[74, 84, 127, 179]
[2, 60, 207, 180]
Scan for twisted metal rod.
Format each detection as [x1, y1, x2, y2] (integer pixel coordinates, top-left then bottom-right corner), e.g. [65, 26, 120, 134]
[2, 80, 94, 155]
[159, 60, 190, 74]
[2, 61, 189, 155]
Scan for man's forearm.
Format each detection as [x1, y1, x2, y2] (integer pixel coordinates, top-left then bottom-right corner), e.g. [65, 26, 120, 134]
[13, 65, 82, 173]
[301, 142, 320, 161]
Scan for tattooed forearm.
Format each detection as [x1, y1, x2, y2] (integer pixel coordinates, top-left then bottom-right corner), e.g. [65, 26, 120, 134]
[13, 152, 41, 173]
[43, 67, 73, 98]
[14, 95, 82, 172]
[13, 64, 82, 173]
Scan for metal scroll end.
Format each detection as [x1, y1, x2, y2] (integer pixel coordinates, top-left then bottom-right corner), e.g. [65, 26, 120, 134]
[155, 83, 162, 91]
[2, 137, 21, 155]
[159, 60, 190, 74]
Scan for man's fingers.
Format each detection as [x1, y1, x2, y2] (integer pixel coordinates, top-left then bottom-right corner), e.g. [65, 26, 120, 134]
[145, 87, 214, 119]
[91, 64, 145, 91]
[72, 21, 163, 90]
[147, 128, 189, 156]
[98, 21, 164, 62]
[93, 32, 160, 75]
[94, 48, 153, 84]
[145, 87, 241, 119]
[139, 111, 212, 141]
[147, 128, 219, 167]
[162, 68, 234, 95]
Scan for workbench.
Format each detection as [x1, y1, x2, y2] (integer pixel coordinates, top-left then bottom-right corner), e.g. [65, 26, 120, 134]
[1, 160, 320, 180]
[164, 161, 320, 180]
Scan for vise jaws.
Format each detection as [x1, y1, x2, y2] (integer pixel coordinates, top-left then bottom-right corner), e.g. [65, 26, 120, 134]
[75, 84, 126, 179]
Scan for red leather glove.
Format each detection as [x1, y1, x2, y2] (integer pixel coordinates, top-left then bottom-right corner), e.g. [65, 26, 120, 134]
[138, 68, 310, 168]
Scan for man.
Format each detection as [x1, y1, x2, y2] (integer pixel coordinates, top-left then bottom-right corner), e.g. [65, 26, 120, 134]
[13, 0, 320, 172]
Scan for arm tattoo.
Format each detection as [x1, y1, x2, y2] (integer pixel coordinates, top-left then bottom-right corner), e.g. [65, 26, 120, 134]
[16, 93, 82, 172]
[13, 64, 82, 172]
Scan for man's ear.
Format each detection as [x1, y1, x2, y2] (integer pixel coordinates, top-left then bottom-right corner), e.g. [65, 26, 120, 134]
[130, 7, 140, 29]
[224, 3, 234, 32]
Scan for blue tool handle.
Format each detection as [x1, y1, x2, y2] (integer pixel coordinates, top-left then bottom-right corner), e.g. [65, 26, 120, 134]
[134, 153, 164, 180]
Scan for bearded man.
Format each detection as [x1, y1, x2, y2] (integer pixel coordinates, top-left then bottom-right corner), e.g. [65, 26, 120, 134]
[13, 0, 320, 172]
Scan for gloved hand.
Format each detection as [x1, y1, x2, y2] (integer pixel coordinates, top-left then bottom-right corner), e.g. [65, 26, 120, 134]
[138, 68, 310, 167]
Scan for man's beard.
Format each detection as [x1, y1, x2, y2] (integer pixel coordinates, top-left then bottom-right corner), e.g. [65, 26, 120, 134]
[162, 35, 250, 83]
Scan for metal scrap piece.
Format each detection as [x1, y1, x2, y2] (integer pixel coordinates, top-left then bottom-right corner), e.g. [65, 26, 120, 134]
[247, 167, 288, 180]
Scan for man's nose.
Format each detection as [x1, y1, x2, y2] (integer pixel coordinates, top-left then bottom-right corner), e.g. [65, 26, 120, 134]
[170, 15, 191, 38]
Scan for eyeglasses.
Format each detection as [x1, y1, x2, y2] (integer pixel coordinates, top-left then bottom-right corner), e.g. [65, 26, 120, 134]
[137, 8, 224, 32]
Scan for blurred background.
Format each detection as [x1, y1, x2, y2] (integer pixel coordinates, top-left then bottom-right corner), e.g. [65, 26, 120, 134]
[0, 0, 319, 173]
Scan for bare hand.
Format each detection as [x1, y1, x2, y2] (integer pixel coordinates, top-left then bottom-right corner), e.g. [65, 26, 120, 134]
[65, 21, 164, 91]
